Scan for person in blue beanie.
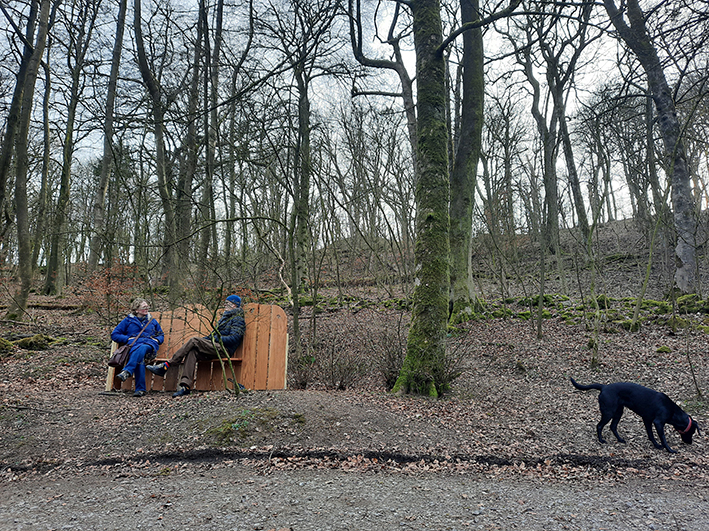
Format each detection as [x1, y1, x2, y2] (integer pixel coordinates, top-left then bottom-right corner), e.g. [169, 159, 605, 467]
[147, 295, 246, 397]
[111, 298, 164, 397]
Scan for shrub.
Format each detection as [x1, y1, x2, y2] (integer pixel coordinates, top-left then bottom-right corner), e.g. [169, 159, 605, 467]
[289, 348, 316, 390]
[321, 341, 370, 391]
[72, 260, 141, 324]
[368, 313, 408, 391]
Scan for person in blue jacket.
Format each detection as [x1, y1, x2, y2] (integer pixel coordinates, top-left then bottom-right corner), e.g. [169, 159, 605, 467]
[147, 294, 245, 397]
[111, 298, 164, 397]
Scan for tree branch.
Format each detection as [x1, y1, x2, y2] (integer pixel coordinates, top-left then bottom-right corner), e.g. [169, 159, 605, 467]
[437, 0, 523, 56]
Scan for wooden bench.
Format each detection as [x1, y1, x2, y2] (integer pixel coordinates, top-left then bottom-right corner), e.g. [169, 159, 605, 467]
[105, 303, 288, 392]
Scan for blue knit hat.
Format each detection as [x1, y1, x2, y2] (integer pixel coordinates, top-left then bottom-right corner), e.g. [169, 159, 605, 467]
[226, 294, 241, 306]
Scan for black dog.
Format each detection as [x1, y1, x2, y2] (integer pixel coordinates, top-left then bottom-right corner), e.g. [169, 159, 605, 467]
[570, 377, 700, 453]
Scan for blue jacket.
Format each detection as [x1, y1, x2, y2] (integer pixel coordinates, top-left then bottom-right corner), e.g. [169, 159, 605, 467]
[111, 313, 164, 355]
[206, 307, 245, 356]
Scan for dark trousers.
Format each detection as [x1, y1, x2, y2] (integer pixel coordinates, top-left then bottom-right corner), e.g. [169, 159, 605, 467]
[168, 336, 225, 388]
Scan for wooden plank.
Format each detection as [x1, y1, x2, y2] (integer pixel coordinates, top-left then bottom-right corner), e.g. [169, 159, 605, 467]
[215, 358, 243, 391]
[157, 306, 209, 360]
[194, 307, 219, 337]
[239, 304, 259, 389]
[105, 341, 118, 391]
[253, 305, 271, 390]
[153, 307, 204, 391]
[194, 360, 212, 390]
[104, 365, 117, 392]
[266, 305, 288, 389]
[163, 365, 180, 391]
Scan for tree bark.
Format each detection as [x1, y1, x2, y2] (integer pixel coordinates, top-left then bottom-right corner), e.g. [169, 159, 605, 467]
[603, 0, 697, 292]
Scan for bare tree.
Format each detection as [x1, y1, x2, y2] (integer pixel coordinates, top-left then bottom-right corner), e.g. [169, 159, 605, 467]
[44, 0, 102, 294]
[87, 0, 127, 271]
[603, 0, 698, 292]
[134, 0, 180, 299]
[348, 0, 418, 167]
[538, 1, 597, 241]
[0, 0, 42, 238]
[6, 0, 53, 317]
[392, 0, 520, 396]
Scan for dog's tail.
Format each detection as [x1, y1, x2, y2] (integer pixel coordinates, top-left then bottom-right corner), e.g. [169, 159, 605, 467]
[570, 377, 604, 392]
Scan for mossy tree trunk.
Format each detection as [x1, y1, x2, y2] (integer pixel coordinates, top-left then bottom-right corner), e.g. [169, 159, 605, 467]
[392, 0, 450, 397]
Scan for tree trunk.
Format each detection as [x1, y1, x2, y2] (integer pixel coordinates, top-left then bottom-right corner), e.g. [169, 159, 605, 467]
[198, 0, 224, 286]
[449, 0, 482, 323]
[603, 0, 697, 292]
[44, 76, 77, 295]
[540, 3, 593, 242]
[557, 104, 589, 239]
[88, 0, 127, 271]
[518, 43, 560, 256]
[175, 0, 204, 289]
[393, 0, 450, 397]
[0, 0, 39, 216]
[45, 0, 99, 294]
[6, 0, 51, 318]
[31, 57, 51, 273]
[134, 0, 180, 300]
[293, 66, 312, 299]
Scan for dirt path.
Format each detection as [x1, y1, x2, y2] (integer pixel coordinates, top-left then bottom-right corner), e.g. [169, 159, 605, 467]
[2, 460, 707, 531]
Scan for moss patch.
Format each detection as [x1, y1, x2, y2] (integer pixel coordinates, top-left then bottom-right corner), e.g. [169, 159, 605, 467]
[15, 334, 55, 351]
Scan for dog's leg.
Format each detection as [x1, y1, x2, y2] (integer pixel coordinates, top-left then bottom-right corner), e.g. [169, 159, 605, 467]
[652, 420, 676, 453]
[596, 412, 613, 444]
[642, 419, 664, 450]
[596, 393, 618, 444]
[609, 408, 626, 443]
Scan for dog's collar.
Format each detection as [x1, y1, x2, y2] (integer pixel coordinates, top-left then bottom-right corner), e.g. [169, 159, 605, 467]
[676, 417, 693, 434]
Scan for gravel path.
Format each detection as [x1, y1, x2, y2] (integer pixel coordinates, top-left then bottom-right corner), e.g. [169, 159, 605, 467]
[2, 460, 707, 531]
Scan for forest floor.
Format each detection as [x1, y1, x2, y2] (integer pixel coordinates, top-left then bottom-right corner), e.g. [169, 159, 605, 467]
[2, 220, 709, 530]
